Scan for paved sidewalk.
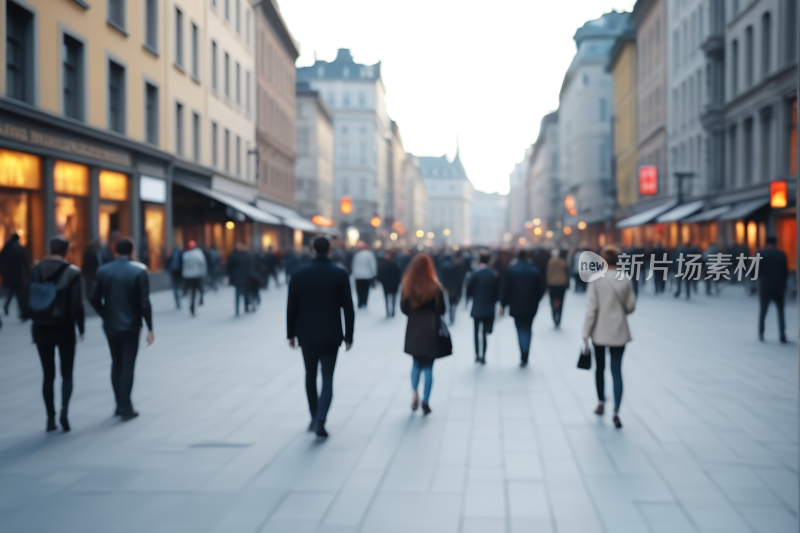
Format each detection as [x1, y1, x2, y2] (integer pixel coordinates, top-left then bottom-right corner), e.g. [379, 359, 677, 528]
[0, 279, 796, 533]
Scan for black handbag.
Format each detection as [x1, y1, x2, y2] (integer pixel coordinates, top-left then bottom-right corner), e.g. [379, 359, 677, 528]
[437, 315, 453, 357]
[577, 344, 592, 370]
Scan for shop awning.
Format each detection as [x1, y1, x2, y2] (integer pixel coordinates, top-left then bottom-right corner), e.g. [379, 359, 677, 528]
[682, 204, 732, 223]
[255, 199, 321, 232]
[656, 200, 705, 222]
[174, 179, 281, 225]
[718, 198, 770, 221]
[616, 200, 678, 228]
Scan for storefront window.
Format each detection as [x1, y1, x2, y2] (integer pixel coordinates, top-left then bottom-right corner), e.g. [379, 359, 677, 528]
[143, 203, 165, 271]
[54, 161, 89, 196]
[98, 171, 129, 245]
[99, 170, 129, 201]
[55, 195, 88, 268]
[0, 190, 29, 247]
[0, 149, 41, 189]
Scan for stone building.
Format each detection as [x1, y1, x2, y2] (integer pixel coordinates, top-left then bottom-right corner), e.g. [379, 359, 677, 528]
[527, 112, 560, 238]
[295, 82, 334, 224]
[471, 191, 508, 246]
[418, 148, 473, 246]
[507, 151, 530, 240]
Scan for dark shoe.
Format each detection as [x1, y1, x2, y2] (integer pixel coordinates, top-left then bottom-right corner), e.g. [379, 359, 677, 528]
[520, 359, 528, 368]
[780, 336, 788, 344]
[475, 355, 481, 363]
[120, 411, 139, 422]
[759, 333, 764, 341]
[411, 391, 419, 412]
[46, 416, 57, 432]
[307, 420, 317, 432]
[613, 415, 622, 429]
[421, 403, 432, 416]
[316, 423, 328, 438]
[114, 408, 122, 417]
[480, 357, 486, 365]
[60, 413, 70, 432]
[594, 404, 604, 416]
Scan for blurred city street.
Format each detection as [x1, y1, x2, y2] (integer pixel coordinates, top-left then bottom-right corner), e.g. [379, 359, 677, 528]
[0, 281, 797, 533]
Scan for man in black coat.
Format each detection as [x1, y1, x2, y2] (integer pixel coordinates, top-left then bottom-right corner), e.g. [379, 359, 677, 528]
[0, 232, 29, 317]
[442, 252, 468, 325]
[377, 252, 402, 318]
[90, 238, 154, 421]
[227, 243, 252, 315]
[466, 252, 499, 364]
[287, 236, 355, 438]
[500, 250, 545, 367]
[757, 236, 788, 343]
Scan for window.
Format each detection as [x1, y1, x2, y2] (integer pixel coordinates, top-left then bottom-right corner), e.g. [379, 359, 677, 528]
[673, 30, 680, 71]
[359, 177, 366, 198]
[6, 2, 34, 104]
[343, 93, 350, 107]
[191, 23, 198, 78]
[175, 102, 184, 156]
[211, 121, 218, 167]
[224, 129, 230, 171]
[236, 62, 240, 104]
[145, 83, 158, 145]
[743, 117, 754, 183]
[599, 98, 607, 121]
[145, 0, 158, 51]
[224, 53, 230, 97]
[317, 66, 324, 77]
[787, 0, 798, 63]
[728, 125, 738, 184]
[789, 99, 797, 175]
[108, 0, 125, 31]
[327, 92, 335, 106]
[760, 107, 772, 181]
[731, 39, 739, 95]
[246, 10, 250, 44]
[225, 0, 230, 20]
[108, 60, 125, 133]
[63, 34, 84, 121]
[246, 71, 251, 112]
[359, 92, 366, 107]
[191, 112, 200, 162]
[236, 135, 241, 176]
[582, 74, 589, 85]
[762, 13, 771, 79]
[175, 8, 183, 67]
[236, 0, 240, 33]
[211, 41, 217, 90]
[745, 26, 754, 88]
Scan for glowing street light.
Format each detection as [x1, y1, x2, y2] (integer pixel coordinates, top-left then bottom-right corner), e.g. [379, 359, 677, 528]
[518, 237, 527, 244]
[443, 228, 451, 236]
[563, 227, 573, 235]
[390, 232, 398, 240]
[533, 227, 542, 235]
[225, 221, 235, 230]
[578, 221, 587, 230]
[545, 230, 554, 238]
[370, 216, 381, 228]
[426, 232, 434, 239]
[533, 218, 541, 226]
[416, 230, 424, 238]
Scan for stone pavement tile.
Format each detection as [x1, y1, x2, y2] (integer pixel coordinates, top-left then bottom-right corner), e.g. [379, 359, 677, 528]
[753, 467, 799, 513]
[738, 504, 799, 533]
[209, 490, 284, 533]
[463, 480, 506, 518]
[438, 435, 470, 465]
[342, 470, 384, 493]
[503, 453, 542, 480]
[431, 464, 466, 493]
[380, 462, 436, 492]
[468, 466, 505, 480]
[324, 491, 373, 527]
[705, 466, 783, 506]
[461, 518, 506, 533]
[509, 518, 554, 533]
[583, 473, 674, 504]
[468, 436, 503, 467]
[507, 481, 549, 519]
[637, 503, 698, 533]
[261, 492, 335, 531]
[361, 493, 461, 533]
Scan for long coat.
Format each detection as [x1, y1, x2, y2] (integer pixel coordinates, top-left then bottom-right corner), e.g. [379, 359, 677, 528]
[582, 270, 636, 347]
[500, 260, 545, 323]
[401, 289, 449, 360]
[0, 235, 28, 289]
[377, 260, 402, 295]
[466, 267, 499, 318]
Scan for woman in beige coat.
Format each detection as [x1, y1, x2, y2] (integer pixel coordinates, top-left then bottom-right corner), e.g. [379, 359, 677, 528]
[582, 246, 636, 428]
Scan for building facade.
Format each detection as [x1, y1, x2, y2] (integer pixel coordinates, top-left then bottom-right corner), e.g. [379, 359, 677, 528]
[402, 154, 428, 243]
[471, 191, 508, 246]
[527, 112, 560, 238]
[296, 49, 391, 239]
[295, 82, 334, 223]
[418, 149, 473, 246]
[507, 151, 529, 239]
[607, 24, 638, 210]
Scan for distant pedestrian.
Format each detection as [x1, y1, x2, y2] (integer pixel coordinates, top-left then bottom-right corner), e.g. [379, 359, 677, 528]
[442, 252, 468, 325]
[283, 250, 300, 284]
[582, 246, 635, 429]
[0, 232, 29, 317]
[651, 243, 667, 294]
[466, 252, 499, 364]
[90, 238, 154, 421]
[101, 231, 120, 264]
[757, 236, 788, 343]
[168, 246, 183, 309]
[352, 243, 377, 309]
[24, 237, 84, 432]
[82, 239, 102, 299]
[181, 240, 207, 316]
[227, 243, 252, 316]
[500, 250, 545, 367]
[287, 236, 355, 438]
[208, 245, 223, 290]
[400, 254, 450, 415]
[546, 249, 570, 328]
[570, 248, 587, 293]
[377, 252, 402, 317]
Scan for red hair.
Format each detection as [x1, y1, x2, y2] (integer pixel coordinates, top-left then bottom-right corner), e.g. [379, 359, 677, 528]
[402, 254, 441, 308]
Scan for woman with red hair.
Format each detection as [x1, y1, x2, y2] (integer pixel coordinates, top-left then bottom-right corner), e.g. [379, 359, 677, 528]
[400, 254, 451, 415]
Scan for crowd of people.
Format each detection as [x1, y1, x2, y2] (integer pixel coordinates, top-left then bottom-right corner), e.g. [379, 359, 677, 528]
[0, 229, 790, 437]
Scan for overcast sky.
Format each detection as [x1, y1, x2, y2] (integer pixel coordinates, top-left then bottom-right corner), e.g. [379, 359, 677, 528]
[279, 0, 636, 194]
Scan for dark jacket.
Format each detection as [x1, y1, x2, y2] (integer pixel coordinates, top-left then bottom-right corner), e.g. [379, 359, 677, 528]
[287, 256, 355, 346]
[26, 257, 85, 335]
[82, 245, 101, 278]
[466, 267, 499, 318]
[757, 247, 788, 292]
[442, 260, 468, 293]
[500, 260, 545, 322]
[0, 235, 29, 289]
[226, 250, 252, 286]
[377, 260, 402, 294]
[401, 289, 448, 360]
[90, 258, 153, 333]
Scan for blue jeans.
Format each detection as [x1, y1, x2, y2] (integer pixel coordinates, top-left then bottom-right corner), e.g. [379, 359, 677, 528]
[411, 358, 434, 403]
[302, 345, 338, 423]
[171, 274, 182, 309]
[235, 285, 249, 315]
[593, 345, 625, 412]
[514, 318, 533, 361]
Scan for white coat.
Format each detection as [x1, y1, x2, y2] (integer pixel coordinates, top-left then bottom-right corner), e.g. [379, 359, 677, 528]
[351, 250, 377, 280]
[182, 248, 208, 279]
[582, 270, 636, 347]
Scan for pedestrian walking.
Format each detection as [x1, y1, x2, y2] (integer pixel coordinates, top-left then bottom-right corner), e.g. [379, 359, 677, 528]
[23, 237, 84, 432]
[227, 243, 252, 316]
[181, 241, 207, 316]
[546, 249, 570, 327]
[287, 236, 355, 438]
[101, 231, 120, 264]
[90, 238, 154, 421]
[377, 252, 402, 317]
[0, 232, 29, 317]
[442, 252, 468, 325]
[168, 246, 183, 309]
[207, 245, 223, 290]
[500, 250, 545, 367]
[82, 239, 102, 300]
[651, 243, 667, 294]
[400, 254, 450, 415]
[758, 236, 788, 343]
[352, 243, 377, 309]
[466, 252, 499, 364]
[582, 246, 636, 429]
[283, 250, 300, 284]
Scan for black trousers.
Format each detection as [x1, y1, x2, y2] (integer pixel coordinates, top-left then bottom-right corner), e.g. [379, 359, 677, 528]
[447, 290, 461, 324]
[384, 291, 397, 317]
[549, 286, 567, 326]
[301, 344, 339, 423]
[759, 288, 786, 339]
[185, 278, 203, 314]
[593, 345, 625, 411]
[105, 329, 140, 416]
[473, 317, 494, 359]
[4, 287, 21, 315]
[355, 279, 371, 308]
[33, 325, 76, 418]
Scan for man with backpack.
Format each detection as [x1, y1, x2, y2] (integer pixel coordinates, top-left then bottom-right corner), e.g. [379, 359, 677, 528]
[23, 237, 85, 433]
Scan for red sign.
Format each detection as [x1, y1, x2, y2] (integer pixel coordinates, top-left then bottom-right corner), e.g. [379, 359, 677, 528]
[770, 180, 788, 208]
[639, 166, 658, 195]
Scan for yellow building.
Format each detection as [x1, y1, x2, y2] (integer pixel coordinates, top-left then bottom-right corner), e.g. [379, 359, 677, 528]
[607, 35, 638, 210]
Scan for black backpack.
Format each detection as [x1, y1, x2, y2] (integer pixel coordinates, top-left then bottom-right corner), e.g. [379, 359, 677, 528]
[26, 263, 71, 320]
